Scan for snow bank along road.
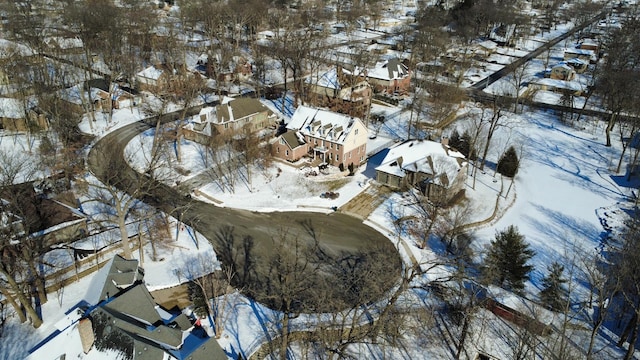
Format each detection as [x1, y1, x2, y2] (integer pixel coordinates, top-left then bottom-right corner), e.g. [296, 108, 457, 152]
[87, 110, 402, 312]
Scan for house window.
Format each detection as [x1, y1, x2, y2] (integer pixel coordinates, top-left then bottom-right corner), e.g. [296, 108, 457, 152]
[336, 144, 340, 150]
[286, 150, 289, 156]
[276, 147, 280, 153]
[336, 154, 339, 161]
[349, 152, 352, 158]
[330, 143, 333, 149]
[355, 129, 359, 135]
[224, 123, 229, 129]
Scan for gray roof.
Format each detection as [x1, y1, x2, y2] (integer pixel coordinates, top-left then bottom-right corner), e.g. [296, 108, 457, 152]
[103, 285, 162, 326]
[282, 130, 305, 149]
[185, 337, 228, 360]
[215, 97, 270, 123]
[99, 255, 144, 301]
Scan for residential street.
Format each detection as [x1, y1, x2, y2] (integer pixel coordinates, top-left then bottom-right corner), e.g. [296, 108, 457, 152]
[87, 114, 402, 312]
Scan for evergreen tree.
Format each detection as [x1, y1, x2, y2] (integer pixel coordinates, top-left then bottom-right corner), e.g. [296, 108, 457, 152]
[449, 129, 474, 159]
[497, 146, 519, 177]
[482, 225, 535, 293]
[188, 282, 209, 318]
[539, 262, 567, 311]
[449, 129, 462, 149]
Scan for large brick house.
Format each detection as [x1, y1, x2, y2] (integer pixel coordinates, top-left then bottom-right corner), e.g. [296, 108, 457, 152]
[272, 105, 368, 167]
[375, 139, 467, 203]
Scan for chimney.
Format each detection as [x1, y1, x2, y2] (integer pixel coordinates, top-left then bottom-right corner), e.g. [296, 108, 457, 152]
[441, 136, 449, 147]
[78, 318, 95, 354]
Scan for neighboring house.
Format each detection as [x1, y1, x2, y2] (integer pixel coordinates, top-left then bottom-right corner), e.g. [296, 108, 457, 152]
[473, 39, 498, 58]
[1, 182, 87, 247]
[0, 97, 48, 131]
[528, 78, 585, 96]
[59, 80, 134, 114]
[578, 38, 599, 53]
[347, 58, 411, 94]
[375, 139, 467, 203]
[196, 53, 252, 82]
[563, 48, 596, 63]
[549, 63, 576, 81]
[564, 58, 588, 73]
[27, 255, 227, 360]
[305, 67, 372, 120]
[214, 97, 276, 135]
[44, 36, 84, 54]
[272, 105, 368, 167]
[183, 97, 276, 142]
[136, 64, 176, 94]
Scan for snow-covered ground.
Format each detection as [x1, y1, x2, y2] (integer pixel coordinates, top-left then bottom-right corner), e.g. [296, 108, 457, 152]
[3, 87, 635, 358]
[2, 6, 638, 359]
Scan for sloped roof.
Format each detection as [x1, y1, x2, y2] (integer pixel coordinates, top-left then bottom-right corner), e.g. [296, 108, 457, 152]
[137, 65, 165, 80]
[281, 130, 306, 150]
[29, 256, 227, 360]
[363, 58, 409, 81]
[286, 105, 363, 145]
[91, 254, 143, 303]
[376, 139, 466, 187]
[0, 39, 34, 58]
[0, 97, 26, 119]
[215, 97, 271, 123]
[103, 285, 163, 326]
[531, 78, 584, 92]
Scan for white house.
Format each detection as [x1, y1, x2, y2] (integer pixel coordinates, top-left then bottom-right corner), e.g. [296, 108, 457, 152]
[375, 139, 467, 203]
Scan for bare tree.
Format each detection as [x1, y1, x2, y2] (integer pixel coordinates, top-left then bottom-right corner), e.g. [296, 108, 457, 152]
[82, 145, 158, 259]
[478, 98, 510, 171]
[181, 253, 233, 338]
[610, 213, 640, 359]
[595, 17, 640, 147]
[0, 152, 43, 328]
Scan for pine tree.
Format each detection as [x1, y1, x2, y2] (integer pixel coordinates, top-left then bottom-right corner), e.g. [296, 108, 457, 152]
[497, 146, 519, 177]
[482, 225, 535, 293]
[449, 129, 472, 159]
[449, 129, 462, 149]
[540, 262, 567, 311]
[188, 282, 209, 318]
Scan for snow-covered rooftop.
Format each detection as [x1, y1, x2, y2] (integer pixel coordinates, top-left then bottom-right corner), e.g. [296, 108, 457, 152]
[0, 97, 27, 119]
[376, 139, 466, 186]
[287, 105, 361, 145]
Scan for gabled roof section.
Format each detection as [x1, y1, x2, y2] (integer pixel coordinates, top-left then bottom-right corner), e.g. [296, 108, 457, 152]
[376, 139, 466, 186]
[103, 284, 162, 326]
[215, 97, 271, 123]
[88, 254, 143, 303]
[281, 130, 306, 150]
[0, 97, 27, 119]
[286, 105, 362, 145]
[308, 68, 341, 90]
[365, 58, 409, 81]
[137, 65, 167, 80]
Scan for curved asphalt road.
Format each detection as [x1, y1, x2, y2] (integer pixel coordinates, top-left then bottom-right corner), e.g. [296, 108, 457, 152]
[87, 114, 402, 312]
